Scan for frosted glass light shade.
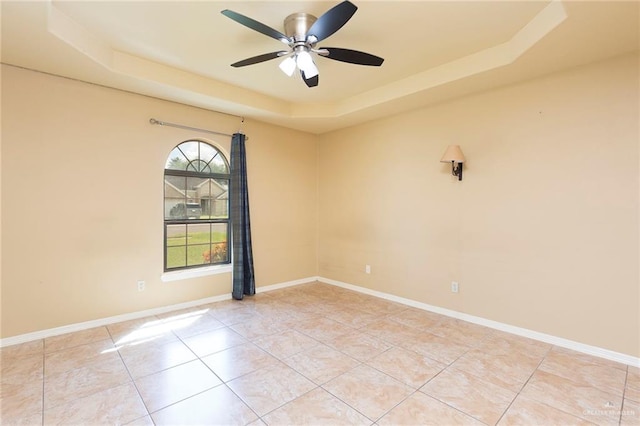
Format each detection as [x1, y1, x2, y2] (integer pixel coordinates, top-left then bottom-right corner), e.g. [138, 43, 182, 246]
[296, 51, 318, 78]
[279, 57, 296, 76]
[440, 145, 465, 163]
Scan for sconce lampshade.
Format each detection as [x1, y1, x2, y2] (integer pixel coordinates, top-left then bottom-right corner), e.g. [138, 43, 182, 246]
[440, 145, 465, 163]
[440, 145, 465, 181]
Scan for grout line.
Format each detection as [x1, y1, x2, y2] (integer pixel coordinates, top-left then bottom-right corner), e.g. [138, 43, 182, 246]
[258, 385, 321, 422]
[619, 367, 629, 425]
[172, 324, 264, 422]
[319, 383, 376, 423]
[106, 324, 153, 422]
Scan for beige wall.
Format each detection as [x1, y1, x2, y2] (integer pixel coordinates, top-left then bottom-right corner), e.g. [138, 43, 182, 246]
[241, 119, 318, 286]
[2, 54, 638, 358]
[318, 54, 639, 357]
[1, 65, 318, 338]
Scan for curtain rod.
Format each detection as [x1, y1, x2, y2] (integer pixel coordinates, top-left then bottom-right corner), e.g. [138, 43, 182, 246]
[149, 118, 246, 139]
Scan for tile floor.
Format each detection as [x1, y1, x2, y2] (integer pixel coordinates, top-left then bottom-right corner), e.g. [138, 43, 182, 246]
[1, 281, 638, 425]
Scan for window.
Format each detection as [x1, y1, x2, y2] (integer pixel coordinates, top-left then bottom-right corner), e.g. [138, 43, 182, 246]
[164, 140, 230, 271]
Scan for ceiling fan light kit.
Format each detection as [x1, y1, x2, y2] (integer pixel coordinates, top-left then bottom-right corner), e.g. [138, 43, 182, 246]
[221, 1, 384, 88]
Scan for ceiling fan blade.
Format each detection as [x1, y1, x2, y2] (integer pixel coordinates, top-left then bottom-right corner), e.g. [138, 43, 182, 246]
[221, 10, 290, 44]
[301, 70, 319, 88]
[231, 51, 289, 68]
[321, 47, 384, 66]
[308, 1, 357, 43]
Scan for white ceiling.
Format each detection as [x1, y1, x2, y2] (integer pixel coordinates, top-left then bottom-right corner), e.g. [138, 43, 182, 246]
[1, 1, 638, 134]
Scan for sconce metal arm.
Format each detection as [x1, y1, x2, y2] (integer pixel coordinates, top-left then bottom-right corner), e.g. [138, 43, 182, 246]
[451, 161, 463, 181]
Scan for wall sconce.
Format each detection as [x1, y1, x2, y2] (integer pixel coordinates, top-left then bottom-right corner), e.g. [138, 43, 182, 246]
[440, 145, 465, 181]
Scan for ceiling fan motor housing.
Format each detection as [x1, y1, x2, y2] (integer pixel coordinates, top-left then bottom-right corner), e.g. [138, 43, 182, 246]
[284, 13, 318, 43]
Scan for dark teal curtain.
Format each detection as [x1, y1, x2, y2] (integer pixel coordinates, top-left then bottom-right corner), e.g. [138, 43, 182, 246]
[230, 133, 255, 299]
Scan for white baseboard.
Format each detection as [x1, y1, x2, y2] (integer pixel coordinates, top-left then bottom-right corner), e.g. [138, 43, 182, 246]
[319, 276, 640, 367]
[255, 276, 320, 293]
[0, 276, 319, 349]
[3, 274, 638, 368]
[0, 293, 233, 348]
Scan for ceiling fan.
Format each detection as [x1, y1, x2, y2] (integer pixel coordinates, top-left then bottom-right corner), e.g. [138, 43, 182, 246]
[221, 1, 384, 88]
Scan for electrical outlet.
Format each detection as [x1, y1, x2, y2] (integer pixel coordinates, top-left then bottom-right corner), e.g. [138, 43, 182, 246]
[365, 264, 371, 274]
[451, 281, 459, 293]
[137, 280, 145, 292]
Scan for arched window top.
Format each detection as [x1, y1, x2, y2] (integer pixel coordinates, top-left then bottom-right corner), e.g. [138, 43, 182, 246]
[165, 140, 229, 174]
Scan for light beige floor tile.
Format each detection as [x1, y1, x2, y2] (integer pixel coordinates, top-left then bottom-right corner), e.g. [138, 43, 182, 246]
[229, 316, 290, 340]
[378, 391, 484, 426]
[1, 354, 42, 385]
[284, 306, 323, 321]
[119, 338, 197, 379]
[480, 331, 551, 359]
[263, 387, 371, 425]
[387, 308, 443, 330]
[227, 362, 316, 416]
[621, 398, 639, 425]
[548, 346, 627, 372]
[0, 340, 43, 362]
[5, 284, 634, 426]
[498, 395, 595, 425]
[171, 312, 226, 339]
[538, 348, 627, 396]
[427, 319, 492, 347]
[251, 310, 297, 327]
[107, 316, 160, 343]
[356, 298, 407, 316]
[293, 316, 355, 343]
[420, 367, 517, 425]
[367, 346, 445, 389]
[0, 380, 43, 423]
[151, 384, 257, 425]
[626, 366, 640, 402]
[323, 364, 414, 421]
[451, 347, 540, 392]
[362, 318, 423, 346]
[135, 359, 222, 413]
[44, 338, 115, 377]
[0, 411, 43, 425]
[201, 342, 280, 382]
[208, 305, 259, 326]
[182, 326, 248, 357]
[200, 298, 244, 312]
[323, 306, 383, 328]
[326, 331, 392, 362]
[154, 306, 205, 320]
[251, 302, 298, 322]
[284, 343, 360, 385]
[277, 296, 324, 313]
[112, 325, 179, 349]
[44, 382, 147, 425]
[253, 329, 318, 359]
[403, 331, 471, 364]
[152, 308, 220, 338]
[124, 414, 155, 426]
[44, 327, 112, 353]
[520, 369, 623, 425]
[44, 354, 131, 409]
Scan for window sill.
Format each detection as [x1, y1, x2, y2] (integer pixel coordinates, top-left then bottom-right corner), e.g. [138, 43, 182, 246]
[161, 264, 232, 282]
